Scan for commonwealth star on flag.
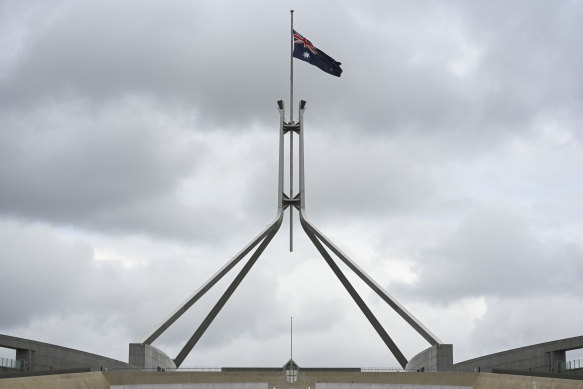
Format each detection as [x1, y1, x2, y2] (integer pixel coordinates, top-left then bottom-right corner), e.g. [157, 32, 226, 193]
[293, 29, 342, 77]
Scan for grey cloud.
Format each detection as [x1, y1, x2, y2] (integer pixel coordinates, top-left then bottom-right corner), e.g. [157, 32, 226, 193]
[0, 221, 271, 359]
[1, 0, 583, 368]
[302, 0, 583, 148]
[465, 295, 583, 360]
[0, 0, 289, 126]
[394, 207, 583, 302]
[0, 98, 218, 240]
[3, 0, 582, 145]
[0, 222, 91, 326]
[299, 131, 447, 223]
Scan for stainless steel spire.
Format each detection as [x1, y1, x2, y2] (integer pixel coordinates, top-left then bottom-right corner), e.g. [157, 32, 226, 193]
[140, 99, 441, 368]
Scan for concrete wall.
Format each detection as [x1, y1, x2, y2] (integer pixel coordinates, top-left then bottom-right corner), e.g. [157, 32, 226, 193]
[129, 343, 176, 370]
[405, 344, 453, 372]
[452, 336, 583, 374]
[318, 383, 470, 389]
[103, 370, 478, 388]
[111, 383, 267, 389]
[473, 372, 583, 389]
[3, 370, 583, 389]
[404, 336, 583, 375]
[0, 371, 110, 389]
[0, 334, 130, 372]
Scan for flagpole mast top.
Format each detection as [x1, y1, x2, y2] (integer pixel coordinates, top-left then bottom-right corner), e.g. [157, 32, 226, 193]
[290, 11, 294, 124]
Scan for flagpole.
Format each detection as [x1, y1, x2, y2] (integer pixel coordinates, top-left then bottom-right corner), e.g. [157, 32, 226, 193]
[290, 10, 294, 124]
[289, 9, 294, 252]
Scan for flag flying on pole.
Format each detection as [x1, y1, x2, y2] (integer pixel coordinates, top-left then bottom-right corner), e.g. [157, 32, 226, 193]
[293, 30, 342, 77]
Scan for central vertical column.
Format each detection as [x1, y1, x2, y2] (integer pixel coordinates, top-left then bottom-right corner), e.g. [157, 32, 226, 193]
[278, 101, 285, 209]
[298, 100, 306, 210]
[290, 121, 293, 252]
[289, 10, 295, 252]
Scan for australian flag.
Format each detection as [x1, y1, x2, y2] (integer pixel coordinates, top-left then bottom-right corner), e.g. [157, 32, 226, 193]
[293, 30, 342, 77]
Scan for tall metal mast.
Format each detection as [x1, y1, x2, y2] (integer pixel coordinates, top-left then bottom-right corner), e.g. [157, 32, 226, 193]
[137, 14, 442, 369]
[289, 10, 295, 252]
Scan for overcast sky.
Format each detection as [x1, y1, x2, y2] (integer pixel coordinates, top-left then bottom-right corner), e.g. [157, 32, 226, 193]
[1, 0, 583, 369]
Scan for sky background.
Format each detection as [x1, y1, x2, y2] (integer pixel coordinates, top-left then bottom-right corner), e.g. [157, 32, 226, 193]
[1, 0, 583, 368]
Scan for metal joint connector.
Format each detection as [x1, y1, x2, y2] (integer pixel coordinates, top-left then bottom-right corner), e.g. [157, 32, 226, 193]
[283, 198, 300, 208]
[283, 123, 300, 134]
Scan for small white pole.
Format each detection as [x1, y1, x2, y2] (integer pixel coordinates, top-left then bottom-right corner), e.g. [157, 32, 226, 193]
[290, 316, 293, 360]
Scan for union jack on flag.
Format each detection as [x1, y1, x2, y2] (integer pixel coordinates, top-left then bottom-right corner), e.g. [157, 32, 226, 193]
[294, 30, 318, 55]
[292, 29, 342, 77]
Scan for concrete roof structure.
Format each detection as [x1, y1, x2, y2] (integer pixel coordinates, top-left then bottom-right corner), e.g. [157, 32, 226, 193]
[2, 332, 583, 388]
[2, 369, 583, 389]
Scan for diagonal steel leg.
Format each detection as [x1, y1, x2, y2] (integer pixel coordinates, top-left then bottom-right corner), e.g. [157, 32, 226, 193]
[140, 101, 288, 357]
[295, 100, 440, 349]
[173, 213, 283, 367]
[142, 212, 284, 345]
[300, 210, 441, 346]
[300, 216, 409, 369]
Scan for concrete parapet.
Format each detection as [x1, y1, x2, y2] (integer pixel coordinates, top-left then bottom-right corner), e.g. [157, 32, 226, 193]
[405, 336, 583, 376]
[0, 371, 110, 389]
[473, 372, 583, 389]
[453, 335, 583, 374]
[110, 383, 268, 389]
[2, 370, 583, 389]
[319, 383, 470, 389]
[405, 344, 453, 372]
[128, 343, 176, 370]
[0, 334, 130, 373]
[102, 370, 478, 388]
